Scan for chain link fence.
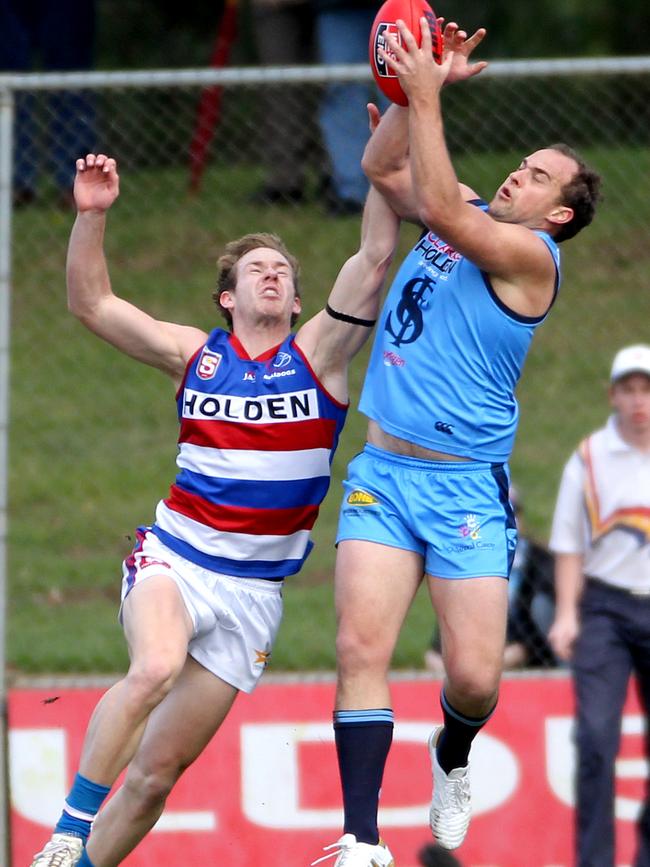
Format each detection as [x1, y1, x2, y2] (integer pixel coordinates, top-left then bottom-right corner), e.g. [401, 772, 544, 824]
[1, 59, 650, 679]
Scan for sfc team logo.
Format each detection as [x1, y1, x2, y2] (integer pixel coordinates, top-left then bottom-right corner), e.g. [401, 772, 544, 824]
[197, 348, 223, 380]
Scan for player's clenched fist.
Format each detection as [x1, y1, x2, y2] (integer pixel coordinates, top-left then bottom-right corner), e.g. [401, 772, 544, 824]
[73, 153, 120, 213]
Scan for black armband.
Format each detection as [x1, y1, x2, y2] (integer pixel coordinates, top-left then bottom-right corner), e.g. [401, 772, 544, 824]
[325, 303, 376, 328]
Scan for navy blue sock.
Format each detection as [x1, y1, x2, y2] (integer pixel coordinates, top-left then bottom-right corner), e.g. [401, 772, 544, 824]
[436, 688, 496, 774]
[77, 851, 96, 867]
[334, 708, 394, 845]
[54, 772, 110, 842]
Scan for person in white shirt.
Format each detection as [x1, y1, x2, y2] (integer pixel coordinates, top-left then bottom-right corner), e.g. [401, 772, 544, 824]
[549, 343, 650, 867]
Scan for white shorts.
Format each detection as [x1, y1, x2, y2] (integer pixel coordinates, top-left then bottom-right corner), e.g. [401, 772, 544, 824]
[121, 529, 284, 693]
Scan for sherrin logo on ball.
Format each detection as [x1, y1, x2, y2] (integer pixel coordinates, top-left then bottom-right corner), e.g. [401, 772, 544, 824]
[369, 0, 443, 106]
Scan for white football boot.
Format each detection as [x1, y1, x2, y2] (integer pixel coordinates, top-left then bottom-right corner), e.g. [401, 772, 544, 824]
[312, 833, 395, 866]
[428, 726, 472, 849]
[29, 833, 84, 867]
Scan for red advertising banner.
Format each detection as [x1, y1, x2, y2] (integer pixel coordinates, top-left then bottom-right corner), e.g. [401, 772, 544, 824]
[8, 674, 645, 867]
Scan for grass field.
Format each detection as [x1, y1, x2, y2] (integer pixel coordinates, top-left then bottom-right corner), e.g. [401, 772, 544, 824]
[7, 143, 650, 675]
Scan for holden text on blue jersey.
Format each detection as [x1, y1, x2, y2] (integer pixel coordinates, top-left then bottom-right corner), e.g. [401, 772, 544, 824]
[181, 387, 318, 423]
[414, 233, 461, 278]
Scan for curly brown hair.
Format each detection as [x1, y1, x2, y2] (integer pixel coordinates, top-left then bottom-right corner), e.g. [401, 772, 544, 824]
[212, 233, 301, 329]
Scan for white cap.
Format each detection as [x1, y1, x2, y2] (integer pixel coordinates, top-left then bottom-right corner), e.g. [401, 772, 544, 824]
[610, 344, 650, 382]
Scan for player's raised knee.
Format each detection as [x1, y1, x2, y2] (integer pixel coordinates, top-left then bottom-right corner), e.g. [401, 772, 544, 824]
[124, 658, 183, 708]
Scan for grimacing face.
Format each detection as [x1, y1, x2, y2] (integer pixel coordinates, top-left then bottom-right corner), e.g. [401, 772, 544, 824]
[488, 148, 578, 232]
[221, 247, 301, 325]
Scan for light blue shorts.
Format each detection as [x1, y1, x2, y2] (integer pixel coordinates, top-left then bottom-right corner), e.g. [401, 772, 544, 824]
[336, 443, 517, 579]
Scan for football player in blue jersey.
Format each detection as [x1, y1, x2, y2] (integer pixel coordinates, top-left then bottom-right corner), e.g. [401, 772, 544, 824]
[314, 18, 601, 866]
[29, 153, 400, 867]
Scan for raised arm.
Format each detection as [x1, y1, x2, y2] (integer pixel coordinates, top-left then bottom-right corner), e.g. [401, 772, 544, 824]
[295, 186, 400, 402]
[361, 104, 415, 220]
[67, 154, 207, 386]
[382, 20, 556, 316]
[362, 21, 488, 220]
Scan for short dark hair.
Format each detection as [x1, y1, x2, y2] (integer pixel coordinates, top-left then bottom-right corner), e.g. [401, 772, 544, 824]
[548, 143, 602, 243]
[212, 232, 301, 329]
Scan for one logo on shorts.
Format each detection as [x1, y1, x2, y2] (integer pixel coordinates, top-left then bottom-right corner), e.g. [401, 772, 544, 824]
[197, 348, 222, 380]
[254, 648, 271, 667]
[459, 514, 481, 541]
[347, 490, 378, 506]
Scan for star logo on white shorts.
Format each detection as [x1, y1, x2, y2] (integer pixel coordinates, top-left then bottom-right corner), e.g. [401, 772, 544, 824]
[254, 649, 271, 667]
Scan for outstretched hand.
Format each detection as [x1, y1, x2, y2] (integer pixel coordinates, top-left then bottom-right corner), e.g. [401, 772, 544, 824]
[73, 154, 120, 213]
[439, 20, 488, 85]
[379, 17, 454, 103]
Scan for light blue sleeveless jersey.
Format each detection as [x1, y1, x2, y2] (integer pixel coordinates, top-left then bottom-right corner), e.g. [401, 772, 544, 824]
[359, 202, 561, 462]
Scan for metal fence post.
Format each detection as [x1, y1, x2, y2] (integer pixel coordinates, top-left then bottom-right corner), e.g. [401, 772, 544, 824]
[0, 83, 14, 865]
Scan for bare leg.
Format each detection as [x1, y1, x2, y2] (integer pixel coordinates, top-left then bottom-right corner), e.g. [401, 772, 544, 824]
[86, 656, 238, 867]
[427, 574, 508, 716]
[335, 540, 424, 709]
[333, 540, 424, 847]
[79, 575, 194, 785]
[426, 575, 508, 849]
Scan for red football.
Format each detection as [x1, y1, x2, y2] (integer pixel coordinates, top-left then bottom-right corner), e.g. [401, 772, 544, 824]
[369, 0, 443, 106]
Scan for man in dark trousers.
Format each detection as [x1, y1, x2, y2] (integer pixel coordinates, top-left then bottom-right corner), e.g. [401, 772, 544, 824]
[550, 344, 650, 867]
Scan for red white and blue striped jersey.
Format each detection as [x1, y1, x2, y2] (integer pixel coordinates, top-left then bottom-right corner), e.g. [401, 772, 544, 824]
[151, 328, 347, 579]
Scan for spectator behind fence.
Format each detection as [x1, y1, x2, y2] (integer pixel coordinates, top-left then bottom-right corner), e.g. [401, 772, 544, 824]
[0, 0, 96, 207]
[425, 486, 558, 675]
[312, 0, 388, 216]
[549, 344, 650, 867]
[250, 0, 320, 205]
